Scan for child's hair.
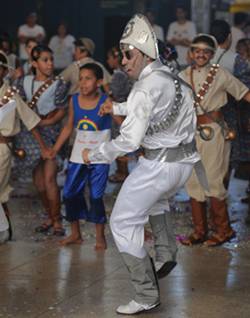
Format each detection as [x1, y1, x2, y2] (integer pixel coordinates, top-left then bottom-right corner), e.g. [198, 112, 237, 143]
[25, 37, 39, 47]
[191, 35, 216, 51]
[0, 51, 8, 70]
[79, 63, 103, 80]
[210, 20, 231, 45]
[31, 44, 53, 62]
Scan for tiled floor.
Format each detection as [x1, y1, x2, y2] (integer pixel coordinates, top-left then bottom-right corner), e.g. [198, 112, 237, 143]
[0, 169, 250, 318]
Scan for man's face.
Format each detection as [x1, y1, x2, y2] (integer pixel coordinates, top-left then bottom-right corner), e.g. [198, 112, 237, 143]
[190, 47, 214, 67]
[74, 46, 88, 61]
[176, 8, 186, 21]
[25, 40, 37, 56]
[121, 47, 145, 80]
[58, 24, 67, 37]
[27, 15, 37, 27]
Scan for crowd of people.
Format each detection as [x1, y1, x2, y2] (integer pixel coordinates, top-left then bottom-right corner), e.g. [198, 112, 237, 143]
[1, 5, 250, 315]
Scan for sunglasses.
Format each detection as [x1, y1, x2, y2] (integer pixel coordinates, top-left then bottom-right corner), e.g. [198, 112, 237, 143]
[122, 50, 134, 60]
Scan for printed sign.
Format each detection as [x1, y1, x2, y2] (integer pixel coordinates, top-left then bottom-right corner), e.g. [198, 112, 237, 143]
[70, 129, 110, 164]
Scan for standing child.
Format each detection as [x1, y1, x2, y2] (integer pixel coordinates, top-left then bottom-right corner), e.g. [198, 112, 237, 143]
[0, 50, 50, 241]
[14, 45, 69, 236]
[179, 34, 250, 246]
[51, 63, 111, 249]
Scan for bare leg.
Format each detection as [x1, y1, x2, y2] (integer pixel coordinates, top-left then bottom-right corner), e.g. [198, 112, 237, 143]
[2, 203, 12, 240]
[43, 159, 64, 233]
[59, 221, 83, 246]
[95, 223, 107, 250]
[33, 163, 53, 228]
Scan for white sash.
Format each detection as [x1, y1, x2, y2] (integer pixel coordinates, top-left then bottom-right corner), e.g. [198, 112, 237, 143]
[0, 204, 9, 232]
[0, 100, 16, 124]
[70, 129, 111, 164]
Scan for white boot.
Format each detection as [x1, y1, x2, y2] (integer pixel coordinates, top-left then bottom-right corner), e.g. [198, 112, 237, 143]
[116, 299, 160, 315]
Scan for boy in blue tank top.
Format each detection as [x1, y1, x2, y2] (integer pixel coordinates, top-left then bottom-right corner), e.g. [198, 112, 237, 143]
[51, 63, 111, 249]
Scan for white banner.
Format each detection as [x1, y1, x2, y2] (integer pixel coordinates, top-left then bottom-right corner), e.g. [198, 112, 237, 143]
[0, 100, 16, 124]
[70, 129, 110, 164]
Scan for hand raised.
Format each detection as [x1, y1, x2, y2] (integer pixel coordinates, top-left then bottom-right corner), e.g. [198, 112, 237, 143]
[98, 98, 113, 116]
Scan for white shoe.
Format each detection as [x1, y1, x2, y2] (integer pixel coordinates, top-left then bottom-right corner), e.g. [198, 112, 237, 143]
[116, 300, 160, 315]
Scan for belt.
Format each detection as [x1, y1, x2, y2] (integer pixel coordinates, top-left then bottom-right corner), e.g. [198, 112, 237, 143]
[143, 140, 197, 163]
[197, 111, 223, 125]
[144, 141, 209, 191]
[0, 135, 13, 144]
[39, 109, 58, 120]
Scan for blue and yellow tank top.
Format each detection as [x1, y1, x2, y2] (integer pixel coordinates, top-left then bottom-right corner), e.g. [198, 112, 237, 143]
[72, 93, 112, 131]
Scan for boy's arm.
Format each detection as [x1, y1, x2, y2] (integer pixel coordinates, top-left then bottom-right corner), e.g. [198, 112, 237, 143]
[53, 98, 74, 154]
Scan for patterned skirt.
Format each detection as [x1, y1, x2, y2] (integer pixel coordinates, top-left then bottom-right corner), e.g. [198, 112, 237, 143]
[13, 123, 65, 180]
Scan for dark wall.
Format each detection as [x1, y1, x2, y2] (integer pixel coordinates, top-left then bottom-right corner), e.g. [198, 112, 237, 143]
[0, 0, 134, 63]
[0, 0, 189, 63]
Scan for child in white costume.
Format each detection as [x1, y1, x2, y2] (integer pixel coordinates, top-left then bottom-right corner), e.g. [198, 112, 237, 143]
[82, 14, 200, 315]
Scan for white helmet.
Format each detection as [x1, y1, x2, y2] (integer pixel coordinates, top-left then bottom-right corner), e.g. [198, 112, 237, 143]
[120, 14, 159, 59]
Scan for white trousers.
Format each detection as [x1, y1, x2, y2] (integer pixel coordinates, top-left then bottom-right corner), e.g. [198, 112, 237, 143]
[110, 156, 194, 258]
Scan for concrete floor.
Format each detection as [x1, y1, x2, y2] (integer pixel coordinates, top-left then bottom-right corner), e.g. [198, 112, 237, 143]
[1, 168, 250, 318]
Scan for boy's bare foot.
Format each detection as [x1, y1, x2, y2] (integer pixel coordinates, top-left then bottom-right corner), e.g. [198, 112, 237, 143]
[95, 238, 107, 251]
[59, 235, 83, 246]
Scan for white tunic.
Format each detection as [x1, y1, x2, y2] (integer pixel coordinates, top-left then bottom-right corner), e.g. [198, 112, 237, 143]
[95, 59, 199, 258]
[89, 59, 199, 164]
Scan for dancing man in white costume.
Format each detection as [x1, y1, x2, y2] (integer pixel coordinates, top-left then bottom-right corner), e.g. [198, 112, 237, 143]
[82, 14, 200, 315]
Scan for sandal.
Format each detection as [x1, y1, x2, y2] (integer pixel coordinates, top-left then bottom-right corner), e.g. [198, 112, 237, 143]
[35, 223, 53, 233]
[180, 232, 206, 246]
[53, 227, 65, 236]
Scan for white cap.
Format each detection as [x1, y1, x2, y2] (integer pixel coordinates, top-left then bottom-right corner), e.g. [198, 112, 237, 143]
[120, 14, 159, 59]
[191, 33, 218, 52]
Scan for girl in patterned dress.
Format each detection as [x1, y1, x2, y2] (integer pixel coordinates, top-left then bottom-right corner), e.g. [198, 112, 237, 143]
[15, 44, 69, 236]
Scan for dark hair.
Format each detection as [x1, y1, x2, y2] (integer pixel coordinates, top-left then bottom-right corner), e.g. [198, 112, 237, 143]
[210, 20, 231, 44]
[31, 44, 53, 61]
[107, 46, 120, 58]
[25, 37, 39, 47]
[0, 35, 12, 53]
[234, 12, 248, 26]
[0, 52, 8, 69]
[176, 5, 187, 12]
[158, 40, 178, 61]
[79, 63, 103, 80]
[191, 35, 216, 51]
